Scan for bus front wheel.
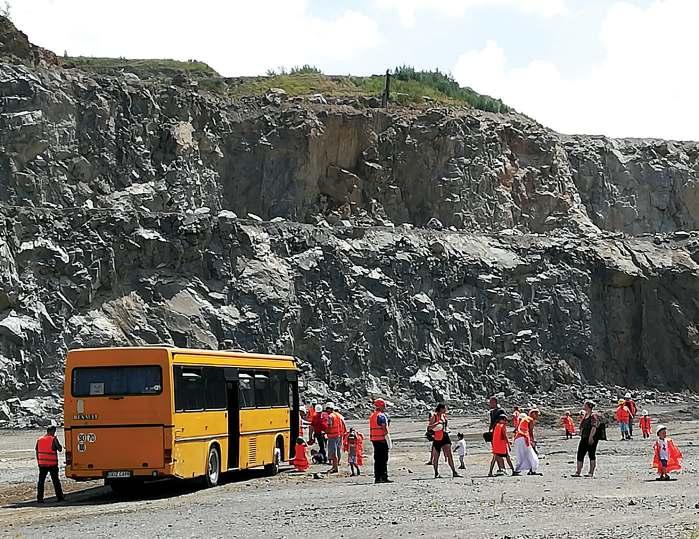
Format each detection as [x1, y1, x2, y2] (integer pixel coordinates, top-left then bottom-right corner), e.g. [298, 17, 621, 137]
[204, 446, 221, 488]
[264, 446, 281, 476]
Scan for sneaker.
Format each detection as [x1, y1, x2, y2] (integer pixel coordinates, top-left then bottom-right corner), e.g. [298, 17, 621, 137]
[434, 473, 441, 479]
[527, 471, 543, 476]
[452, 472, 462, 478]
[487, 472, 494, 477]
[511, 471, 521, 476]
[459, 465, 466, 470]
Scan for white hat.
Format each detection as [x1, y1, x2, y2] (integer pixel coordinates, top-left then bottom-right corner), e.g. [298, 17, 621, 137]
[315, 404, 322, 413]
[656, 424, 667, 435]
[624, 392, 632, 399]
[325, 401, 335, 409]
[641, 409, 648, 416]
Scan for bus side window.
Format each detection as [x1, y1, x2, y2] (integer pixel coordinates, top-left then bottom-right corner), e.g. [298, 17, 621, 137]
[239, 373, 255, 408]
[254, 373, 272, 408]
[174, 366, 205, 412]
[204, 367, 226, 410]
[269, 371, 286, 406]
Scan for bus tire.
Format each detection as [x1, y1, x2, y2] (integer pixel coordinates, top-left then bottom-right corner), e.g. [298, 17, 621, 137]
[264, 444, 282, 476]
[204, 445, 221, 488]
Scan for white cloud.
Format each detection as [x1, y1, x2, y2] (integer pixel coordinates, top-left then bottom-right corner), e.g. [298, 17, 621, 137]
[11, 0, 381, 76]
[376, 0, 567, 28]
[453, 0, 699, 140]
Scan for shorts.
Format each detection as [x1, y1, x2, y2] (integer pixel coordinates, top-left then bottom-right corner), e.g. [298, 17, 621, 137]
[327, 437, 342, 460]
[619, 423, 629, 433]
[493, 452, 508, 458]
[660, 458, 668, 467]
[432, 432, 452, 451]
[577, 438, 598, 462]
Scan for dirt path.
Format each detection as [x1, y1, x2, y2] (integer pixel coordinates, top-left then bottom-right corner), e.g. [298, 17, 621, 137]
[1, 416, 697, 538]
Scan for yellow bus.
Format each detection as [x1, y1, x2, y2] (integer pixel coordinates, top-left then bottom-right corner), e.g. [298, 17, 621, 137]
[64, 346, 300, 492]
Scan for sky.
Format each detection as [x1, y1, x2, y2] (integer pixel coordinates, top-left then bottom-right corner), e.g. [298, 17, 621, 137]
[9, 0, 699, 140]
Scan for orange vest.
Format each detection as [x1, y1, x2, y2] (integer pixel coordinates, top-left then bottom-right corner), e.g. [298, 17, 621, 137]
[326, 412, 346, 439]
[652, 438, 682, 472]
[369, 411, 386, 441]
[291, 442, 309, 471]
[562, 416, 575, 433]
[343, 432, 365, 466]
[639, 416, 651, 432]
[431, 413, 447, 441]
[307, 406, 317, 423]
[491, 422, 509, 455]
[36, 435, 58, 467]
[512, 411, 521, 430]
[615, 405, 630, 423]
[515, 416, 532, 446]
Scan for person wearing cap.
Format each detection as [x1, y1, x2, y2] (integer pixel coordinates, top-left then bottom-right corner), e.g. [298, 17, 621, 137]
[369, 399, 392, 483]
[624, 392, 637, 439]
[615, 399, 631, 441]
[639, 410, 652, 439]
[35, 424, 64, 503]
[572, 400, 600, 478]
[652, 425, 683, 480]
[488, 413, 518, 476]
[324, 402, 346, 474]
[514, 408, 542, 476]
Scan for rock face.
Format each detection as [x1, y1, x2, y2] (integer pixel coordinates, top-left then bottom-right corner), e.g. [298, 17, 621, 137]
[1, 19, 698, 424]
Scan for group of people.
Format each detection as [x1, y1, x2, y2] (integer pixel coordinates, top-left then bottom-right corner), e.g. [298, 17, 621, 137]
[293, 393, 685, 486]
[294, 398, 392, 483]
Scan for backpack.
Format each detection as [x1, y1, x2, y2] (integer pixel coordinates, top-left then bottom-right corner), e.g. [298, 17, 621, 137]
[594, 419, 607, 441]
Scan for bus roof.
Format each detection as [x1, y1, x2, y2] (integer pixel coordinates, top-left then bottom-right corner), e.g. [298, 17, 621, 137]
[67, 347, 298, 367]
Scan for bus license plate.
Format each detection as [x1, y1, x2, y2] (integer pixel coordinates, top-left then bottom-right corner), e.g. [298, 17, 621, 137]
[106, 471, 132, 479]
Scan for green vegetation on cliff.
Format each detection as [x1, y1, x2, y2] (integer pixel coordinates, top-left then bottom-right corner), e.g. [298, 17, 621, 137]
[65, 56, 219, 78]
[65, 56, 507, 112]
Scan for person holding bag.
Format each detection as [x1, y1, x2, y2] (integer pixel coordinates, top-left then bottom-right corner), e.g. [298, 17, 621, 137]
[428, 403, 462, 479]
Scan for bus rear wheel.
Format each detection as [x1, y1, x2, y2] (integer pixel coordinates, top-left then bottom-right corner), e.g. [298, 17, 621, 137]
[204, 446, 221, 488]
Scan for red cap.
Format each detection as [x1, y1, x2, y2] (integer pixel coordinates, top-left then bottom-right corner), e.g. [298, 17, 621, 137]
[374, 399, 386, 409]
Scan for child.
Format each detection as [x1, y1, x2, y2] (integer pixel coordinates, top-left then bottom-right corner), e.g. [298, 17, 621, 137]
[489, 413, 518, 476]
[615, 399, 631, 440]
[561, 411, 575, 439]
[652, 425, 683, 481]
[454, 433, 467, 469]
[639, 410, 652, 439]
[342, 428, 364, 476]
[292, 437, 309, 471]
[512, 406, 521, 432]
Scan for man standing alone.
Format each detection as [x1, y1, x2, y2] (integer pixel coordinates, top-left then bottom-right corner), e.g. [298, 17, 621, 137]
[36, 423, 64, 503]
[369, 399, 392, 483]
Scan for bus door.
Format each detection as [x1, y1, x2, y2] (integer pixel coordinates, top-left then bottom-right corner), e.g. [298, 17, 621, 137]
[225, 369, 240, 470]
[288, 370, 299, 458]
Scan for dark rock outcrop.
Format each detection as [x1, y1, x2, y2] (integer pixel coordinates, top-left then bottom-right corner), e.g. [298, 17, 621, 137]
[1, 21, 698, 424]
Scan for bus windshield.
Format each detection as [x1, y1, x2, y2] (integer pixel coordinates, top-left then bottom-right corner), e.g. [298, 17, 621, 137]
[72, 366, 162, 397]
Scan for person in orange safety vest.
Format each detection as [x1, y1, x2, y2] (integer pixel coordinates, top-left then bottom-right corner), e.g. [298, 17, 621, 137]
[562, 411, 576, 439]
[369, 398, 392, 483]
[639, 410, 652, 439]
[615, 399, 631, 440]
[325, 402, 347, 474]
[342, 428, 364, 476]
[35, 424, 64, 503]
[652, 425, 682, 480]
[291, 437, 310, 472]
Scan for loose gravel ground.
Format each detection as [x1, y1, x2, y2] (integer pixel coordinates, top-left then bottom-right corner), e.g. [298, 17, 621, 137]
[0, 412, 697, 538]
